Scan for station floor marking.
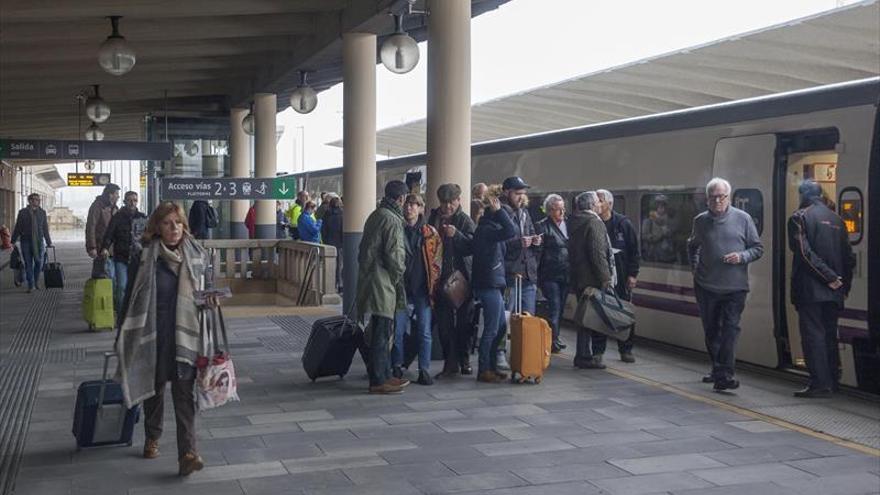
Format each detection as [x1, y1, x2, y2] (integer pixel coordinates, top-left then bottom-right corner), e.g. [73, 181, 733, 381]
[554, 352, 880, 457]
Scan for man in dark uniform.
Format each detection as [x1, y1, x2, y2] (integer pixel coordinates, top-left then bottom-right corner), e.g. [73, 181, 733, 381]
[597, 189, 640, 363]
[787, 180, 855, 398]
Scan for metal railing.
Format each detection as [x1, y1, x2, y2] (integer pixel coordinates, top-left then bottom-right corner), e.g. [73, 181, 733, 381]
[199, 239, 339, 306]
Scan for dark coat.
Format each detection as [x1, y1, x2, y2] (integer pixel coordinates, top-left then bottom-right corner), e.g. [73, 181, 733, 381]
[102, 207, 147, 263]
[604, 210, 640, 292]
[568, 211, 612, 293]
[470, 208, 517, 290]
[500, 200, 539, 284]
[427, 206, 475, 281]
[787, 198, 855, 307]
[403, 217, 429, 298]
[188, 200, 210, 239]
[321, 206, 343, 248]
[86, 195, 117, 252]
[535, 217, 569, 285]
[356, 199, 406, 320]
[12, 207, 52, 246]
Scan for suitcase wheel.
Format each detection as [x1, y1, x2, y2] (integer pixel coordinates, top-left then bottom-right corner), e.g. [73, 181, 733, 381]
[534, 376, 543, 384]
[127, 441, 133, 447]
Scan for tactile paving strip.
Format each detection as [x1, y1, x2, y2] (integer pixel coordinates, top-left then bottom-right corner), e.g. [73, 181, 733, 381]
[755, 404, 880, 441]
[0, 290, 59, 494]
[268, 315, 319, 350]
[43, 347, 88, 364]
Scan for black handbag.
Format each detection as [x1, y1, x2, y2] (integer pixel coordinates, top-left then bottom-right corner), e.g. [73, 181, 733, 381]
[574, 287, 635, 340]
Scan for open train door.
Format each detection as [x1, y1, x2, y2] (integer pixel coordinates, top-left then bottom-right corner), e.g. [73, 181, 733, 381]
[712, 134, 779, 369]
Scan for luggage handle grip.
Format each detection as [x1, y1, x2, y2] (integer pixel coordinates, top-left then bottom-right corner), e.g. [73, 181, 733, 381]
[97, 351, 117, 414]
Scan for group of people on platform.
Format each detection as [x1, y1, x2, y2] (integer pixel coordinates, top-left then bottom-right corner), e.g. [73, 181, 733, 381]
[354, 176, 646, 394]
[353, 176, 854, 400]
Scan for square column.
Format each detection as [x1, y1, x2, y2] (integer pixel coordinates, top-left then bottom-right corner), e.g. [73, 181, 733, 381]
[230, 107, 250, 239]
[342, 32, 377, 312]
[427, 0, 471, 211]
[254, 93, 277, 239]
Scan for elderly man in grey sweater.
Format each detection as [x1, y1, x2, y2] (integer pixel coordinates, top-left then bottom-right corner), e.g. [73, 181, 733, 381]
[687, 177, 763, 391]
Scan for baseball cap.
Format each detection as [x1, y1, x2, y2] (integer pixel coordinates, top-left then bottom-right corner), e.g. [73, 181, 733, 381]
[502, 176, 530, 190]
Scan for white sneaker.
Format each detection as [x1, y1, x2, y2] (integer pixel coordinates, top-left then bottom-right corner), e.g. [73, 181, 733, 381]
[496, 350, 511, 371]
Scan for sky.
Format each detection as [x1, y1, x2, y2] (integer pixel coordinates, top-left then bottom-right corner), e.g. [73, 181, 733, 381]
[54, 0, 855, 217]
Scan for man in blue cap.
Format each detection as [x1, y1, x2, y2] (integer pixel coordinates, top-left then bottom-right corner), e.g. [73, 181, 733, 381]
[787, 179, 855, 398]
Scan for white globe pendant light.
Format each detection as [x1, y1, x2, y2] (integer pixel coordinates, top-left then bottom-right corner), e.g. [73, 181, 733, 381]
[98, 16, 136, 76]
[380, 14, 419, 74]
[289, 71, 317, 114]
[85, 122, 105, 141]
[85, 85, 110, 123]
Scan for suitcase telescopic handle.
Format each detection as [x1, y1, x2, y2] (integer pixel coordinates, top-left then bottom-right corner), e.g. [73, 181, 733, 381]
[97, 351, 117, 414]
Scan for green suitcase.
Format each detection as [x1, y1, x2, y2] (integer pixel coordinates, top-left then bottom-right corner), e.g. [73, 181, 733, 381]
[82, 278, 114, 331]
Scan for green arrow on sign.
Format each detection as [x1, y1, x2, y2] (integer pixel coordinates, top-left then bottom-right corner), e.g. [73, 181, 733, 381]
[273, 177, 295, 199]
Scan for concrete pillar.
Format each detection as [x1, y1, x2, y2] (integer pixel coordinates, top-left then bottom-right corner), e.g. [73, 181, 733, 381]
[342, 33, 377, 312]
[254, 93, 277, 239]
[426, 0, 471, 212]
[230, 107, 250, 239]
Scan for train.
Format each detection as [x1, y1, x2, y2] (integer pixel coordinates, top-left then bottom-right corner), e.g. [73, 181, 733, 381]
[285, 77, 879, 393]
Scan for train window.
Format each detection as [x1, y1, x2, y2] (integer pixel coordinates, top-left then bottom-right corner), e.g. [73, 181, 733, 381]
[732, 189, 763, 236]
[640, 192, 706, 266]
[838, 187, 863, 244]
[613, 195, 626, 216]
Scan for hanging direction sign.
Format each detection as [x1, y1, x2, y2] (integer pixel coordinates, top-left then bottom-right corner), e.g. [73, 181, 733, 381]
[67, 173, 112, 187]
[160, 177, 297, 200]
[0, 139, 172, 161]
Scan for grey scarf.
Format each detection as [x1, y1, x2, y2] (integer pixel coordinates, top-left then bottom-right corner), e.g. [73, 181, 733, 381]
[115, 236, 206, 408]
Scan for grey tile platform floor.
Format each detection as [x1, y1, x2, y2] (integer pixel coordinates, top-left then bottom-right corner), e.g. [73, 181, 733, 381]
[1, 242, 878, 495]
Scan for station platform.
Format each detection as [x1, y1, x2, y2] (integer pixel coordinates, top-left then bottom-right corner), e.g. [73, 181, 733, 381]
[0, 242, 877, 495]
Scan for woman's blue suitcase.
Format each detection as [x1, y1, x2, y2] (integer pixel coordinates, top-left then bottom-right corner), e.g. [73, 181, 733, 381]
[72, 352, 140, 450]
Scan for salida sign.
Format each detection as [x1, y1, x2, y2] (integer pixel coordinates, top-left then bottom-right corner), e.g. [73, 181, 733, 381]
[160, 177, 296, 200]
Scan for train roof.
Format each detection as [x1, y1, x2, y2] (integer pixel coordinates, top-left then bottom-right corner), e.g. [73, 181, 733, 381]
[286, 77, 879, 180]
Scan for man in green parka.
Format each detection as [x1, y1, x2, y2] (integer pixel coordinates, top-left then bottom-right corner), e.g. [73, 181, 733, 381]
[357, 180, 410, 394]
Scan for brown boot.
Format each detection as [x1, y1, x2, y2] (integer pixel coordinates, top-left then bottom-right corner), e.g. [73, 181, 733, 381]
[143, 438, 159, 459]
[369, 382, 403, 394]
[178, 452, 204, 476]
[477, 371, 503, 383]
[388, 377, 410, 388]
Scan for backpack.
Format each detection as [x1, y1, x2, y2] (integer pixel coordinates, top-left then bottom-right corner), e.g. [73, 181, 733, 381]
[205, 205, 220, 229]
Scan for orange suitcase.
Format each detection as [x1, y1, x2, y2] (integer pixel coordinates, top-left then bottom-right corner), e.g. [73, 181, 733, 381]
[509, 276, 552, 384]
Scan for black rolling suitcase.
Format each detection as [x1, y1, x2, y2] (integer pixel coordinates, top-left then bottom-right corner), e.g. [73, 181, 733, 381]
[44, 246, 64, 289]
[302, 314, 365, 381]
[72, 352, 140, 450]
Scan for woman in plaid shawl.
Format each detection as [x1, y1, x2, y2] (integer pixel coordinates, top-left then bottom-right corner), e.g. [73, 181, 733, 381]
[116, 202, 210, 476]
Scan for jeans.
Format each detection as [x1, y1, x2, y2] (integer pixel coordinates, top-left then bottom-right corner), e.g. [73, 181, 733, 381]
[367, 315, 394, 387]
[19, 240, 45, 290]
[797, 302, 841, 391]
[474, 288, 505, 374]
[143, 378, 197, 457]
[112, 260, 129, 314]
[540, 281, 569, 344]
[694, 284, 747, 381]
[392, 294, 433, 371]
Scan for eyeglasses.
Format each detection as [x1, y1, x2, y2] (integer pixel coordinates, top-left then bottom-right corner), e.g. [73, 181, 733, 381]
[708, 194, 729, 203]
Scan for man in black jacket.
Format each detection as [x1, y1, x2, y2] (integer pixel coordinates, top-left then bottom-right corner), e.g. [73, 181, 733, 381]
[188, 200, 211, 240]
[320, 196, 344, 292]
[535, 194, 569, 353]
[598, 189, 640, 363]
[787, 180, 855, 398]
[498, 176, 542, 370]
[428, 183, 476, 378]
[102, 191, 147, 313]
[12, 193, 52, 293]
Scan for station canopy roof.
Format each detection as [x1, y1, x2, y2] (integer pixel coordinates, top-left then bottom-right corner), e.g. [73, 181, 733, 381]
[0, 0, 508, 143]
[329, 0, 880, 157]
